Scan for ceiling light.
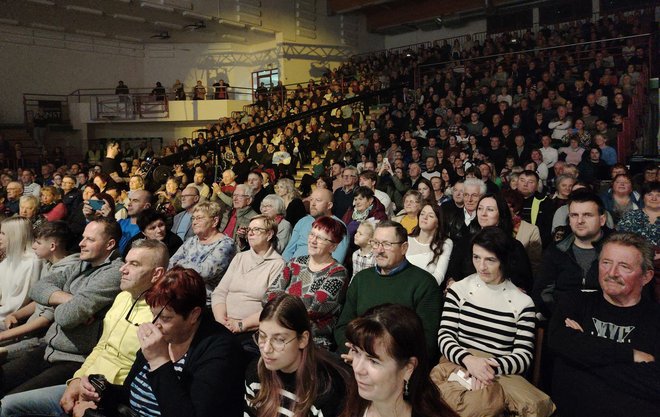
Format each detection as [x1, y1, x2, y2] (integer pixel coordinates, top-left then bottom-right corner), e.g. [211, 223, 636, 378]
[182, 11, 212, 21]
[30, 22, 65, 31]
[249, 26, 275, 36]
[75, 29, 106, 37]
[0, 18, 20, 25]
[154, 21, 183, 30]
[221, 34, 246, 42]
[140, 2, 174, 12]
[65, 5, 104, 15]
[218, 19, 245, 29]
[115, 35, 143, 42]
[26, 0, 56, 5]
[112, 13, 146, 23]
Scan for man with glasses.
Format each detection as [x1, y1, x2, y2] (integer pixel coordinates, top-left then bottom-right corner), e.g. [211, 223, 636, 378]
[332, 166, 358, 220]
[219, 183, 257, 245]
[0, 218, 123, 398]
[334, 220, 441, 358]
[0, 239, 169, 417]
[282, 188, 349, 263]
[171, 186, 200, 241]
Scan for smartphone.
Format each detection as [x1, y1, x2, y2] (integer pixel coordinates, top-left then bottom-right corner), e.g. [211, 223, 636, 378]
[88, 200, 105, 211]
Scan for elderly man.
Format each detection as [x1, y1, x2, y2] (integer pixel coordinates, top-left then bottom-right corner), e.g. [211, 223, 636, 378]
[334, 220, 441, 357]
[332, 166, 358, 220]
[444, 178, 486, 284]
[0, 219, 123, 396]
[533, 190, 611, 318]
[3, 181, 23, 216]
[219, 183, 257, 244]
[282, 188, 349, 263]
[171, 186, 200, 242]
[118, 189, 153, 255]
[548, 232, 660, 417]
[0, 239, 169, 417]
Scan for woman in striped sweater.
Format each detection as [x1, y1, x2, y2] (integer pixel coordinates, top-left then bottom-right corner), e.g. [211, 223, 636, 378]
[433, 227, 555, 417]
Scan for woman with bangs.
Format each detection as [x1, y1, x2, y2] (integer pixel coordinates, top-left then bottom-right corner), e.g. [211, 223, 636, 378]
[245, 294, 353, 417]
[264, 216, 348, 350]
[341, 304, 457, 417]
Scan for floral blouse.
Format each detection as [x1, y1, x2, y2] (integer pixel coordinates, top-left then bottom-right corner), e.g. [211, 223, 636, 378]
[616, 209, 660, 246]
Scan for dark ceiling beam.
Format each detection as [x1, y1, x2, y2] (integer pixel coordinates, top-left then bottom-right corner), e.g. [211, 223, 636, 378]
[366, 0, 485, 31]
[327, 0, 397, 14]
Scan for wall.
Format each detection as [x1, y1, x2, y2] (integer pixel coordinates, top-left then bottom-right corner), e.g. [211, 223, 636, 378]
[0, 25, 145, 124]
[382, 18, 487, 50]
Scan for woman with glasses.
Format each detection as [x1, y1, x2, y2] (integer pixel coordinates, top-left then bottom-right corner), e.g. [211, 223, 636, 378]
[393, 190, 423, 235]
[70, 266, 244, 417]
[342, 304, 457, 417]
[259, 194, 292, 253]
[169, 201, 237, 303]
[245, 294, 353, 417]
[264, 216, 348, 350]
[212, 215, 285, 355]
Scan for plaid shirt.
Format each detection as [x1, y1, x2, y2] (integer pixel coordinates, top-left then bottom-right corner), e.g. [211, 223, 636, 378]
[352, 250, 376, 280]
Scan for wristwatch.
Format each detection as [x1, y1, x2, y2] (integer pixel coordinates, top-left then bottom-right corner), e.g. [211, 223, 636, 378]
[238, 321, 244, 332]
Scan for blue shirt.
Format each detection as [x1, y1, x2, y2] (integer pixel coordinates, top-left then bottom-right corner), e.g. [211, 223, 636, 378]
[282, 215, 349, 264]
[118, 219, 140, 255]
[175, 211, 192, 241]
[600, 145, 617, 166]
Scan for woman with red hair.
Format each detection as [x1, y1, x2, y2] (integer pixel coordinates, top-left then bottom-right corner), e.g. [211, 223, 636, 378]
[71, 267, 244, 417]
[264, 216, 348, 350]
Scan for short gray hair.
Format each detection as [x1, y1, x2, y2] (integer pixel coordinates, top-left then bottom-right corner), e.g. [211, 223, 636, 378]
[235, 183, 254, 198]
[463, 178, 486, 195]
[261, 194, 285, 215]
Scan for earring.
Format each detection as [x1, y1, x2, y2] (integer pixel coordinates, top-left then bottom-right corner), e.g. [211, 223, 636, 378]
[403, 379, 410, 398]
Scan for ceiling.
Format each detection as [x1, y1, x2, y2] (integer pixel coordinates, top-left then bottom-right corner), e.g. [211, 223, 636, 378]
[327, 0, 547, 35]
[0, 0, 276, 44]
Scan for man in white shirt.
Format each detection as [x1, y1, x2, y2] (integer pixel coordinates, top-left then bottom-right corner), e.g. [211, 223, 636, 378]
[539, 135, 558, 169]
[21, 169, 41, 198]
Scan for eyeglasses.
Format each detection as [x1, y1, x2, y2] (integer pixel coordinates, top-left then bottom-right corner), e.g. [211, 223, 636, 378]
[191, 215, 211, 221]
[252, 331, 298, 352]
[246, 227, 267, 234]
[369, 240, 405, 250]
[181, 194, 197, 198]
[233, 194, 250, 199]
[309, 232, 335, 244]
[125, 290, 170, 327]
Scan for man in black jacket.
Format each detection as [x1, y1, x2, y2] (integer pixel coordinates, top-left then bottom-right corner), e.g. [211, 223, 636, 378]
[533, 190, 609, 318]
[548, 232, 659, 417]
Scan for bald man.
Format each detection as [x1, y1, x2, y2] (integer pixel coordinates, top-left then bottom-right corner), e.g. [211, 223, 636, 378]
[118, 189, 152, 254]
[282, 188, 349, 263]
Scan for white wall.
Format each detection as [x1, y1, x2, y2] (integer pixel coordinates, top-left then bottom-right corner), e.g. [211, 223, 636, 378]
[382, 18, 487, 50]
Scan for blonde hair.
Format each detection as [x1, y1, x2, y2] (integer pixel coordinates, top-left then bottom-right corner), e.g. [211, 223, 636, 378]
[0, 217, 34, 267]
[193, 201, 223, 219]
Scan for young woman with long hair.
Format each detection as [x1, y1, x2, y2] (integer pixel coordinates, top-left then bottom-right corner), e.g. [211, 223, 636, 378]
[342, 304, 457, 417]
[407, 203, 453, 286]
[245, 294, 354, 417]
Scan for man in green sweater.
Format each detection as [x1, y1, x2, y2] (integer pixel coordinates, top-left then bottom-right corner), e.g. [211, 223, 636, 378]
[334, 220, 441, 358]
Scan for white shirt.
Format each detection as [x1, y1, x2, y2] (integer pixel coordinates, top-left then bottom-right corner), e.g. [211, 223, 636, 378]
[540, 146, 558, 168]
[464, 208, 476, 226]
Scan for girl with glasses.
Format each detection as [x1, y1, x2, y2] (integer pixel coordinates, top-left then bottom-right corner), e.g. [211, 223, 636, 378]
[245, 294, 354, 417]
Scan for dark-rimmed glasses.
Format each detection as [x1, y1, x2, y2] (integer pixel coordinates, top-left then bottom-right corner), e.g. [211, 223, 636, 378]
[125, 289, 170, 327]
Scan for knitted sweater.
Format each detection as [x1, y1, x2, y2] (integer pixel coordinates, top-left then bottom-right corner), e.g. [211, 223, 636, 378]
[334, 262, 441, 356]
[265, 256, 348, 349]
[438, 273, 536, 375]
